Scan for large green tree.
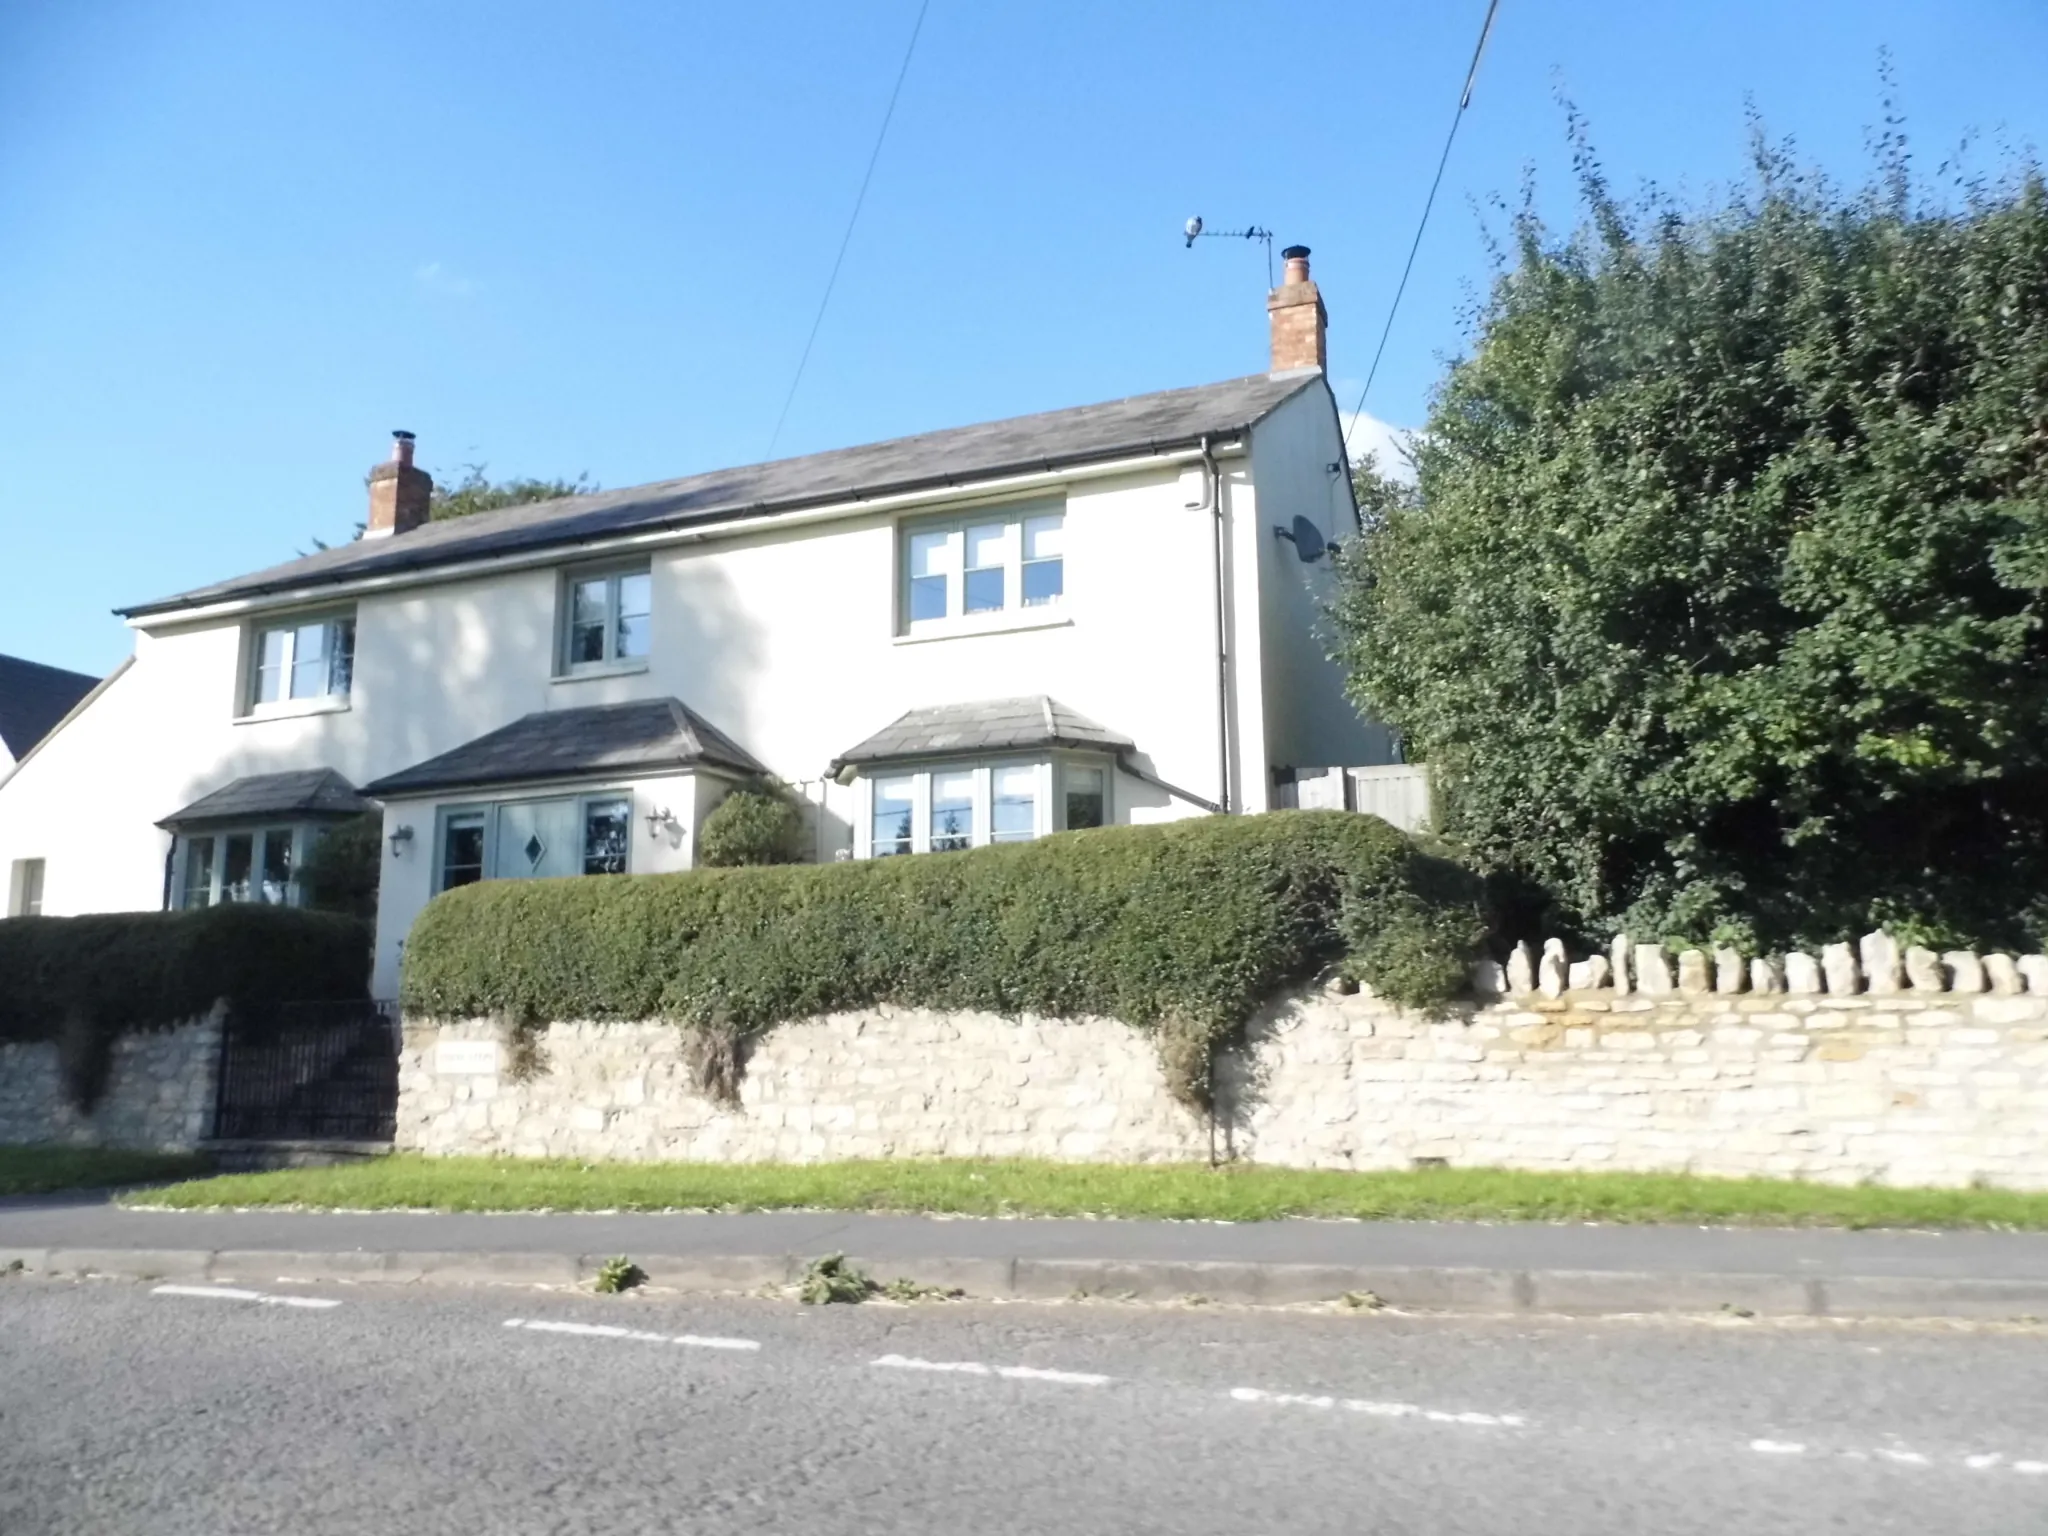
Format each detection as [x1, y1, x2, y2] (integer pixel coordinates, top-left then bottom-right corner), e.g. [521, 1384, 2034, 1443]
[1332, 125, 2048, 952]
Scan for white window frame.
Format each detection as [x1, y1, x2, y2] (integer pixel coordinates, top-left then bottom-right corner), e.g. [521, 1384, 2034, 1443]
[896, 498, 1066, 638]
[431, 789, 637, 893]
[852, 754, 1115, 858]
[241, 610, 356, 718]
[557, 563, 653, 676]
[172, 825, 308, 909]
[7, 857, 45, 917]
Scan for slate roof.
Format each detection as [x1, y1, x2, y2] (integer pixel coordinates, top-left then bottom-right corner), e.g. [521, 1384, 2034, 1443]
[830, 696, 1134, 775]
[118, 372, 1319, 618]
[157, 769, 375, 830]
[0, 654, 99, 760]
[362, 698, 766, 799]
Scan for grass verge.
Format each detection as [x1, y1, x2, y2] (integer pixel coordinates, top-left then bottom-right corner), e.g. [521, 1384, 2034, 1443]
[0, 1145, 212, 1199]
[123, 1154, 2048, 1230]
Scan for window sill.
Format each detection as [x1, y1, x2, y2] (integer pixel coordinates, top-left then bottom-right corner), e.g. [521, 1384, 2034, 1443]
[235, 696, 352, 725]
[552, 660, 651, 685]
[894, 612, 1072, 646]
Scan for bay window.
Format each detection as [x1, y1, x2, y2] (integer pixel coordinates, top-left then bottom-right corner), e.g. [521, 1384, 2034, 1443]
[174, 825, 302, 908]
[856, 758, 1110, 857]
[929, 770, 976, 852]
[872, 778, 914, 857]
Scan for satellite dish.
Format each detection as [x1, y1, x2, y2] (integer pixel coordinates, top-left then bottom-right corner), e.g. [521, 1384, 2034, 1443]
[1183, 215, 1203, 247]
[1274, 514, 1337, 563]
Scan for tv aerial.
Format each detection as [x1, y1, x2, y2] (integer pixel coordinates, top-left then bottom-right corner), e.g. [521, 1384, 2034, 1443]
[1184, 216, 1275, 286]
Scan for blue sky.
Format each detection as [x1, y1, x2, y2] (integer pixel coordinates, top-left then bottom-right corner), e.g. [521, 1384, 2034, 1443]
[4, 0, 2044, 676]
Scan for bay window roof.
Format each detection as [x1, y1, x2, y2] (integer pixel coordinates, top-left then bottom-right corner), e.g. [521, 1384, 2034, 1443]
[830, 695, 1133, 776]
[157, 768, 374, 830]
[363, 697, 764, 799]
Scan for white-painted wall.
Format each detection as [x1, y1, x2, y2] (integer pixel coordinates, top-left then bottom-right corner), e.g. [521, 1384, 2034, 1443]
[1246, 384, 1401, 773]
[0, 380, 1396, 996]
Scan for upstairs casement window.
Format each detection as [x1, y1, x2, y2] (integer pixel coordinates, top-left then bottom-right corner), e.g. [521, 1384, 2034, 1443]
[560, 565, 652, 673]
[901, 502, 1065, 634]
[247, 613, 355, 713]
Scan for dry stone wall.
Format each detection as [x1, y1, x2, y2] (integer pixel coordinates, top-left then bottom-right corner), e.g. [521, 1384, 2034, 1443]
[401, 927, 2048, 1188]
[0, 1013, 223, 1151]
[402, 1014, 1209, 1165]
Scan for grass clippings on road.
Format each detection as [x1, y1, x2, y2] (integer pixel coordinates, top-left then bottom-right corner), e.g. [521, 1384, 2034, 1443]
[123, 1154, 2048, 1230]
[0, 1145, 211, 1199]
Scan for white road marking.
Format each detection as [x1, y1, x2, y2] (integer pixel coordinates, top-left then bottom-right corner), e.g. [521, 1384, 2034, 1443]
[873, 1355, 990, 1375]
[153, 1284, 340, 1310]
[1229, 1386, 1526, 1428]
[1749, 1437, 2048, 1476]
[871, 1355, 1112, 1386]
[997, 1365, 1113, 1387]
[502, 1318, 760, 1350]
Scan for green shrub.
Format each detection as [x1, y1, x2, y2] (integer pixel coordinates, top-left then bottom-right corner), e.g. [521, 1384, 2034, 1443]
[0, 905, 371, 1109]
[299, 813, 382, 924]
[696, 786, 805, 867]
[402, 811, 1482, 1111]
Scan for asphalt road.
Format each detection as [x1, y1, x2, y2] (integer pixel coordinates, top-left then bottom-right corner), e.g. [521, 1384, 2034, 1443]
[5, 1275, 2048, 1535]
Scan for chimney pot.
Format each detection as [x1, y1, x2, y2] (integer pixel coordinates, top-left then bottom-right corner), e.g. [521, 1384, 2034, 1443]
[365, 431, 433, 538]
[1267, 241, 1327, 373]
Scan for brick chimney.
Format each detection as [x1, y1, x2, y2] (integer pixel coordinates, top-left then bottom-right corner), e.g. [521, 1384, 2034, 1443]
[1266, 244, 1327, 373]
[364, 430, 433, 538]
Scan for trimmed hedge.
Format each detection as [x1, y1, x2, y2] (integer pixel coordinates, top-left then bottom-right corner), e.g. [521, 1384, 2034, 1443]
[0, 905, 372, 1108]
[402, 811, 1483, 1109]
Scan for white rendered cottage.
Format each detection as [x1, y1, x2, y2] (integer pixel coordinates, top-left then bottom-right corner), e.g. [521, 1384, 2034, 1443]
[0, 248, 1399, 997]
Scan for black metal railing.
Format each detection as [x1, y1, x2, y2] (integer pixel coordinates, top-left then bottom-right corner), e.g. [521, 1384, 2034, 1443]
[212, 1000, 400, 1142]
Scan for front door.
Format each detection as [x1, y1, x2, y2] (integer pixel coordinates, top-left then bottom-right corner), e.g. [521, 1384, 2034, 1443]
[493, 798, 583, 881]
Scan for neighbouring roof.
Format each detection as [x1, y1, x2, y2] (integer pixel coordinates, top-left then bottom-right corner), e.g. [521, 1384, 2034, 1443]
[830, 696, 1134, 775]
[0, 654, 100, 760]
[118, 372, 1320, 619]
[158, 768, 375, 830]
[362, 698, 765, 799]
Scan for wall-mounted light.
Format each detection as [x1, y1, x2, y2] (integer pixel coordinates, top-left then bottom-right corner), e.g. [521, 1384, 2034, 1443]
[644, 807, 679, 841]
[388, 824, 414, 857]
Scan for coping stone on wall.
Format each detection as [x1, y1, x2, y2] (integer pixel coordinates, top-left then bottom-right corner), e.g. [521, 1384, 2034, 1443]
[1676, 949, 1710, 996]
[1635, 944, 1675, 996]
[1906, 947, 1947, 994]
[1822, 943, 1861, 996]
[1946, 952, 1988, 994]
[1861, 931, 1905, 995]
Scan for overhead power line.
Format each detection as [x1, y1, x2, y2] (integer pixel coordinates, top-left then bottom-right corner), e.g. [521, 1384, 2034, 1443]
[766, 0, 932, 458]
[1342, 0, 1500, 457]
